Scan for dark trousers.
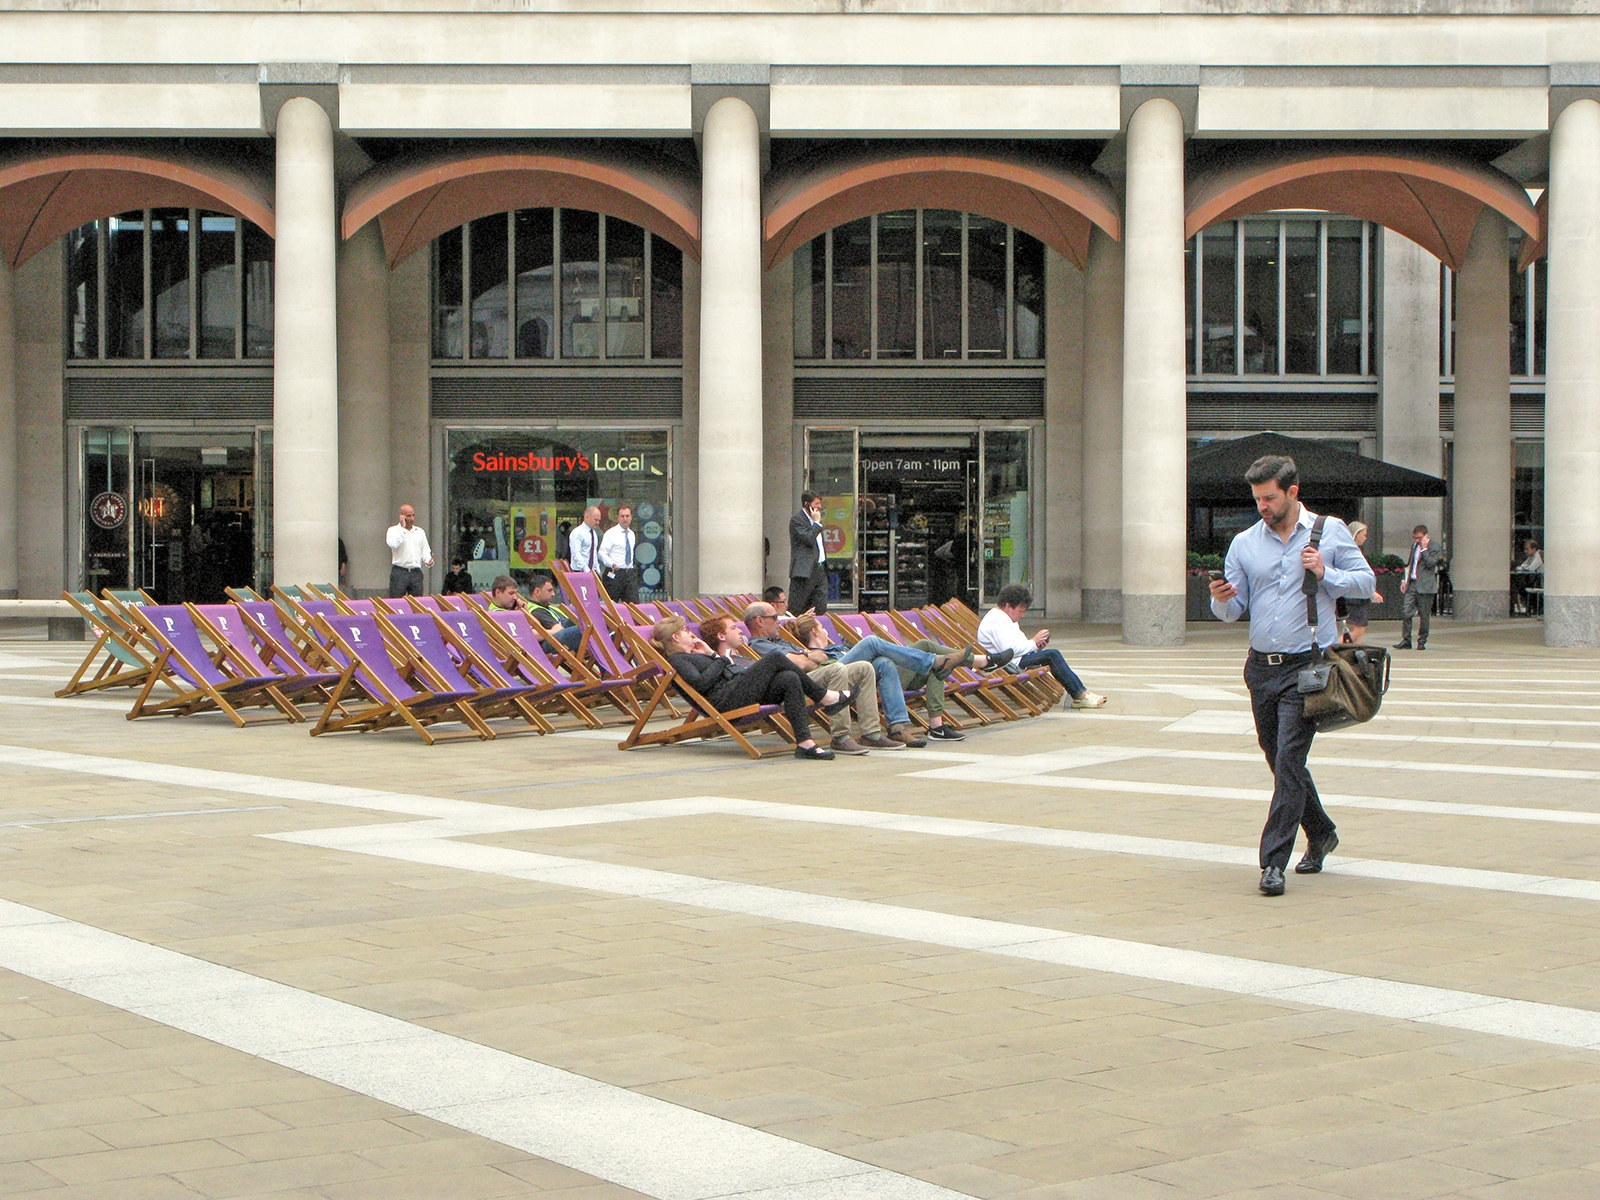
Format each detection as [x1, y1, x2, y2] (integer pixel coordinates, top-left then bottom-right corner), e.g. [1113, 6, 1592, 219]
[605, 567, 640, 605]
[790, 571, 828, 616]
[1017, 647, 1085, 698]
[710, 652, 827, 741]
[1400, 589, 1435, 645]
[388, 565, 425, 598]
[1245, 650, 1336, 871]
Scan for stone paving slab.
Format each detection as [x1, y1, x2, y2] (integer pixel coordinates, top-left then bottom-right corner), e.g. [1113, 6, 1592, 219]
[1, 621, 1598, 1197]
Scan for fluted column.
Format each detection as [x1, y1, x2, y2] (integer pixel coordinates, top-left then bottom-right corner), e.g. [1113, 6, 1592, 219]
[1545, 97, 1600, 646]
[1082, 227, 1124, 623]
[0, 257, 16, 598]
[1121, 98, 1187, 645]
[272, 96, 340, 586]
[337, 222, 392, 596]
[1451, 210, 1511, 621]
[697, 96, 765, 594]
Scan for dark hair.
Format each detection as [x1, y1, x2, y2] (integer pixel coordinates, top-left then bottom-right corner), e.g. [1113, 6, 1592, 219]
[528, 571, 556, 590]
[1413, 524, 1428, 535]
[490, 575, 517, 593]
[995, 583, 1032, 610]
[1244, 455, 1298, 490]
[763, 585, 787, 603]
[801, 491, 819, 509]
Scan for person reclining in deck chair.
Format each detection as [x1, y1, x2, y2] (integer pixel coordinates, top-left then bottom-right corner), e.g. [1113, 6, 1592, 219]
[649, 613, 851, 761]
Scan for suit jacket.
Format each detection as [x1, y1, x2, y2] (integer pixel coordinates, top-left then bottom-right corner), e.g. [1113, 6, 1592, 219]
[1405, 545, 1447, 594]
[789, 508, 826, 579]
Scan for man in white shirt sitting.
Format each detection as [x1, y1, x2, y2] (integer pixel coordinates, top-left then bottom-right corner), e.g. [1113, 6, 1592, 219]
[976, 583, 1106, 710]
[598, 505, 640, 604]
[385, 504, 433, 598]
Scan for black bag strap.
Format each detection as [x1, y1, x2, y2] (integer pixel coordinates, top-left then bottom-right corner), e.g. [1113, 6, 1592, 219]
[1303, 514, 1328, 628]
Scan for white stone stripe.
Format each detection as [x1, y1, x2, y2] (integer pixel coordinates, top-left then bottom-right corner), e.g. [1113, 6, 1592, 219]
[0, 898, 973, 1200]
[0, 805, 283, 828]
[265, 824, 1600, 1051]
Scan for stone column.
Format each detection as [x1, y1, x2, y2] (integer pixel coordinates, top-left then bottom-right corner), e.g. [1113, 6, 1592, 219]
[762, 256, 795, 594]
[387, 249, 431, 548]
[337, 223, 392, 596]
[1043, 248, 1085, 620]
[1121, 98, 1187, 645]
[697, 96, 765, 595]
[1450, 210, 1511, 622]
[1544, 97, 1600, 645]
[1377, 230, 1443, 559]
[676, 257, 701, 598]
[0, 258, 16, 598]
[272, 95, 340, 586]
[1082, 228, 1124, 623]
[15, 249, 63, 597]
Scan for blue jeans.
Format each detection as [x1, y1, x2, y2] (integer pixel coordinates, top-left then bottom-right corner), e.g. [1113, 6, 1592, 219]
[840, 635, 933, 728]
[1018, 647, 1084, 698]
[553, 623, 583, 652]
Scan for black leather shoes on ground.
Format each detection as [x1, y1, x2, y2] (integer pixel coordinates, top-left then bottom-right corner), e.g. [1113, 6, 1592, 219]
[1294, 831, 1339, 874]
[1259, 866, 1286, 896]
[1392, 640, 1412, 649]
[794, 743, 836, 761]
[822, 688, 856, 715]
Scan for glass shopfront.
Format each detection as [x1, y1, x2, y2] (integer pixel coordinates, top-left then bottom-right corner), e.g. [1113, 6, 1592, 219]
[444, 428, 673, 596]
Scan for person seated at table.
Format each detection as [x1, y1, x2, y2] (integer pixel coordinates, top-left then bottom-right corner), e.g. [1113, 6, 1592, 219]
[649, 613, 850, 761]
[1512, 539, 1543, 614]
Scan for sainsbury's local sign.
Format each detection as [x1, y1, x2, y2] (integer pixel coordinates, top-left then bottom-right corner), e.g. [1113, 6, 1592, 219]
[471, 451, 656, 474]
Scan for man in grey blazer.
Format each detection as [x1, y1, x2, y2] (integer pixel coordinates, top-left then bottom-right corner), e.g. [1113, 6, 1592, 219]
[789, 491, 829, 616]
[1396, 524, 1447, 650]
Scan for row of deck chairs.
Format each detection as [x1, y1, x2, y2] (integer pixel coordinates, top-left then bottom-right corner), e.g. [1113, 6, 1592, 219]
[56, 580, 1056, 754]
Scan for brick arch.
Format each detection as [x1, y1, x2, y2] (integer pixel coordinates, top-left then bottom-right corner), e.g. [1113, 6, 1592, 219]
[764, 146, 1121, 271]
[0, 146, 274, 269]
[342, 146, 701, 265]
[1186, 147, 1539, 272]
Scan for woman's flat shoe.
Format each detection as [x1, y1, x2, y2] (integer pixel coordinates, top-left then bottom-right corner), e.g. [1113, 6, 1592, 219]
[795, 743, 836, 760]
[823, 688, 856, 715]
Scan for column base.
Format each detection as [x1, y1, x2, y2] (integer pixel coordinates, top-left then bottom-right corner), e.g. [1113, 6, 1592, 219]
[1082, 588, 1122, 624]
[1451, 590, 1509, 622]
[1122, 593, 1185, 646]
[1545, 595, 1600, 647]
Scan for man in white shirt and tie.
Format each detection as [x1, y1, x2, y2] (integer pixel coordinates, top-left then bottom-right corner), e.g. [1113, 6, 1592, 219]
[599, 505, 641, 603]
[384, 504, 433, 597]
[565, 505, 603, 578]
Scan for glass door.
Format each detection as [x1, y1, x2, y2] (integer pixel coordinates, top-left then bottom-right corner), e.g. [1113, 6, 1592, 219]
[803, 428, 858, 610]
[132, 431, 257, 603]
[82, 427, 133, 594]
[978, 428, 1031, 605]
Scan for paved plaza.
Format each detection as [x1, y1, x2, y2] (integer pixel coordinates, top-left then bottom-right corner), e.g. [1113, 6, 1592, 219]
[1, 618, 1598, 1199]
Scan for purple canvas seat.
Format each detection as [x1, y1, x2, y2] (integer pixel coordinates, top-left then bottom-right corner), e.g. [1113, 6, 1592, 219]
[556, 570, 660, 693]
[480, 608, 639, 724]
[381, 611, 553, 732]
[189, 603, 338, 710]
[431, 609, 599, 730]
[409, 594, 448, 615]
[339, 598, 380, 615]
[309, 612, 492, 744]
[126, 605, 298, 726]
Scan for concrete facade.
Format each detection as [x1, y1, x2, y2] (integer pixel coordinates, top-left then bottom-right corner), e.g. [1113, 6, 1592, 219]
[0, 2, 1587, 640]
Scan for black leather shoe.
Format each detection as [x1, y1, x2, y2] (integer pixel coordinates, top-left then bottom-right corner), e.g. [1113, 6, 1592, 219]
[1392, 640, 1412, 649]
[982, 647, 1016, 670]
[1417, 643, 1426, 651]
[794, 743, 836, 761]
[1295, 831, 1339, 874]
[822, 688, 856, 715]
[1259, 866, 1286, 896]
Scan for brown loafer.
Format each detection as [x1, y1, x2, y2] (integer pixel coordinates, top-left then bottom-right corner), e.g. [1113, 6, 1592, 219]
[888, 725, 928, 748]
[857, 733, 905, 751]
[830, 736, 871, 755]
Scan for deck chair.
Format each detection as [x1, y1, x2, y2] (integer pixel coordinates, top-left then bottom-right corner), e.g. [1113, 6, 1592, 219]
[56, 592, 160, 697]
[613, 622, 801, 760]
[479, 608, 641, 725]
[189, 603, 340, 709]
[125, 605, 299, 726]
[379, 611, 553, 734]
[224, 586, 264, 602]
[555, 570, 662, 699]
[459, 592, 489, 610]
[905, 606, 1053, 717]
[408, 594, 449, 615]
[872, 610, 1018, 725]
[234, 600, 348, 689]
[430, 608, 601, 730]
[308, 612, 493, 744]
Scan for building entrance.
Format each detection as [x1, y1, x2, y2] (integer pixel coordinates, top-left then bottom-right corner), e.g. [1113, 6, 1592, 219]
[803, 426, 1033, 613]
[79, 427, 265, 602]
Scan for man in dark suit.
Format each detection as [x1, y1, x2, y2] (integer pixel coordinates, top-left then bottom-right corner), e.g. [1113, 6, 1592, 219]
[789, 491, 829, 616]
[1395, 524, 1447, 650]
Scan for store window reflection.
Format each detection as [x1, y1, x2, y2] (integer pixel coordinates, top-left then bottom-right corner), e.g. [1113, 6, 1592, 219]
[446, 429, 673, 597]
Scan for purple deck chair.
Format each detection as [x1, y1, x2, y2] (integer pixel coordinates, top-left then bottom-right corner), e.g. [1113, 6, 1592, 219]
[309, 612, 492, 744]
[381, 611, 552, 731]
[432, 609, 597, 729]
[189, 603, 338, 709]
[126, 605, 298, 726]
[556, 570, 660, 693]
[481, 608, 640, 723]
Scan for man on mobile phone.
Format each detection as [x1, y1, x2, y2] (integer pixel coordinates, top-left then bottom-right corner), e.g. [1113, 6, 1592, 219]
[1209, 455, 1373, 897]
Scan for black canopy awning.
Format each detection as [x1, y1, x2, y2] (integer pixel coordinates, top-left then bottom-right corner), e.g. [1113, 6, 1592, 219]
[1188, 432, 1447, 504]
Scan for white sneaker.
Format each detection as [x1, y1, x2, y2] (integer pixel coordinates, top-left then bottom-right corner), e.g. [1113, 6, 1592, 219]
[1071, 691, 1108, 709]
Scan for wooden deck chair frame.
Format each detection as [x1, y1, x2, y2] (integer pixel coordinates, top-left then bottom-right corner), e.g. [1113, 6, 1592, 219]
[553, 569, 661, 704]
[896, 606, 1050, 719]
[426, 610, 612, 734]
[476, 608, 639, 727]
[56, 592, 160, 697]
[377, 609, 553, 736]
[125, 606, 300, 727]
[613, 622, 800, 760]
[308, 613, 494, 744]
[188, 603, 339, 712]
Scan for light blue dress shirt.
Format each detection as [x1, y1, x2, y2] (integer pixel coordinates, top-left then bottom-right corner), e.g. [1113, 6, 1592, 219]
[1211, 507, 1375, 652]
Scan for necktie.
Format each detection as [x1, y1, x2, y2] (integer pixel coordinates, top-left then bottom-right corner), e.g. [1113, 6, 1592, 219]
[625, 533, 633, 569]
[589, 529, 597, 571]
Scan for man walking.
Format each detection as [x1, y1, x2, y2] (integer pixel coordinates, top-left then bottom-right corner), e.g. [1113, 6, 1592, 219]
[385, 504, 433, 598]
[565, 505, 603, 576]
[1210, 455, 1374, 896]
[789, 492, 829, 616]
[1395, 524, 1446, 650]
[599, 505, 640, 604]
